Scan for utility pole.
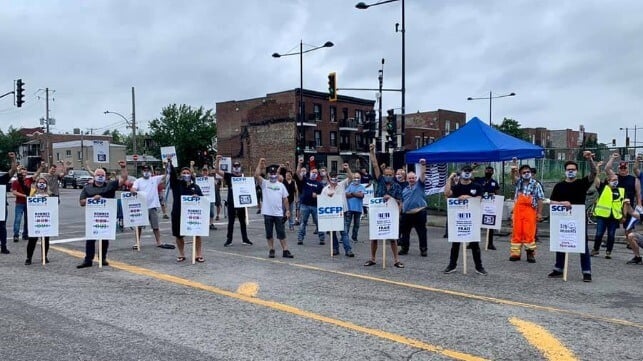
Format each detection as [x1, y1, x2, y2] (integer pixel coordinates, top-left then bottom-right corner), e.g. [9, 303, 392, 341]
[131, 86, 137, 174]
[378, 58, 385, 154]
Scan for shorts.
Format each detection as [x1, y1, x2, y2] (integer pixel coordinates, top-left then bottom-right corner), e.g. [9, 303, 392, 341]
[264, 215, 286, 240]
[148, 208, 160, 229]
[158, 192, 166, 206]
[632, 233, 643, 248]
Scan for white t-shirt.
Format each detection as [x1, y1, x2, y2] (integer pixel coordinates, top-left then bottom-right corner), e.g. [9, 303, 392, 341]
[260, 179, 289, 217]
[321, 178, 350, 211]
[132, 175, 164, 209]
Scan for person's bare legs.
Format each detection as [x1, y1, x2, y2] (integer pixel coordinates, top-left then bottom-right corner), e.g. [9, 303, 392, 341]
[391, 241, 401, 264]
[195, 236, 202, 259]
[176, 237, 185, 258]
[370, 240, 378, 262]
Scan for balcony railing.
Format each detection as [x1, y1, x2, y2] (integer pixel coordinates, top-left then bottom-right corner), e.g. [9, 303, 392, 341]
[339, 118, 359, 130]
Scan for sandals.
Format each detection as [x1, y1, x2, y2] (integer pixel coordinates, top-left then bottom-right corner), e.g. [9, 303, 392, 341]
[363, 260, 376, 267]
[394, 261, 405, 269]
[176, 256, 186, 262]
[195, 257, 205, 263]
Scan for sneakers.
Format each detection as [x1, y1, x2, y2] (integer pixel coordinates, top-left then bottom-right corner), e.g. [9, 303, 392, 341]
[526, 250, 536, 263]
[209, 224, 217, 230]
[332, 250, 339, 256]
[223, 241, 232, 247]
[346, 252, 355, 258]
[163, 214, 169, 219]
[475, 267, 488, 276]
[487, 244, 497, 250]
[583, 273, 592, 282]
[626, 256, 642, 264]
[242, 240, 253, 246]
[268, 249, 275, 258]
[605, 251, 612, 259]
[102, 261, 109, 266]
[590, 249, 599, 257]
[420, 249, 428, 257]
[13, 236, 19, 243]
[319, 241, 325, 245]
[548, 270, 563, 278]
[24, 258, 32, 265]
[443, 265, 457, 274]
[0, 248, 10, 254]
[297, 240, 303, 245]
[282, 250, 294, 258]
[76, 262, 93, 269]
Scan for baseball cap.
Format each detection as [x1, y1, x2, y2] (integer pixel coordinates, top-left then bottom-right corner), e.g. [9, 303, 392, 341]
[462, 165, 473, 172]
[268, 166, 277, 174]
[141, 165, 150, 171]
[233, 161, 241, 166]
[619, 162, 628, 168]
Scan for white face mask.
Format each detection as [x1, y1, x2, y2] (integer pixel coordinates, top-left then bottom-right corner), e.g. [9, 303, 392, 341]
[396, 175, 403, 181]
[232, 166, 241, 173]
[609, 180, 619, 187]
[320, 171, 327, 177]
[37, 182, 47, 190]
[182, 174, 192, 182]
[269, 175, 278, 182]
[143, 171, 151, 179]
[566, 170, 577, 179]
[521, 172, 531, 180]
[95, 175, 106, 183]
[461, 172, 472, 180]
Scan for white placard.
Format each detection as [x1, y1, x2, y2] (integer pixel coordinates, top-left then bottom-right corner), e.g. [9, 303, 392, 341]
[0, 187, 5, 221]
[480, 195, 504, 230]
[231, 177, 258, 208]
[85, 198, 117, 240]
[362, 184, 374, 208]
[195, 176, 216, 203]
[160, 146, 178, 167]
[219, 157, 232, 172]
[121, 192, 150, 227]
[317, 193, 344, 232]
[27, 196, 59, 237]
[447, 197, 482, 243]
[179, 195, 210, 236]
[93, 140, 110, 163]
[549, 204, 586, 253]
[368, 197, 400, 240]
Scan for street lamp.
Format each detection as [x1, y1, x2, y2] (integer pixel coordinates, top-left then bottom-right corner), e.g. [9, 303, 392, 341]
[467, 91, 516, 126]
[356, 0, 405, 150]
[272, 40, 334, 162]
[104, 110, 137, 169]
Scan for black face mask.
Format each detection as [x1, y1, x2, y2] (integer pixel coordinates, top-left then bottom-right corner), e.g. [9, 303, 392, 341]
[484, 172, 493, 179]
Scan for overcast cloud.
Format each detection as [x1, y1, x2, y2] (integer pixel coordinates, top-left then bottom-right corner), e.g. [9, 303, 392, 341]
[1, 0, 642, 147]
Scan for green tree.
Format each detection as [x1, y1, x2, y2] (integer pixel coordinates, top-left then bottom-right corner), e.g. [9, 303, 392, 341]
[103, 129, 125, 144]
[148, 104, 217, 167]
[493, 118, 528, 140]
[0, 126, 27, 169]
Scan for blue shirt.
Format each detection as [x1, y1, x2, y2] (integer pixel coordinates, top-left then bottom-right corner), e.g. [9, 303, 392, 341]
[345, 182, 366, 212]
[375, 175, 402, 201]
[300, 179, 323, 206]
[402, 181, 427, 212]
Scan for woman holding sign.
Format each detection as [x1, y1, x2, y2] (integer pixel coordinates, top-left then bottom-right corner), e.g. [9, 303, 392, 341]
[167, 157, 205, 262]
[25, 177, 52, 265]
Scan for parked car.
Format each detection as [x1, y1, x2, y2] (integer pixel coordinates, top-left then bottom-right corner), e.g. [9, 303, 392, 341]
[62, 170, 93, 189]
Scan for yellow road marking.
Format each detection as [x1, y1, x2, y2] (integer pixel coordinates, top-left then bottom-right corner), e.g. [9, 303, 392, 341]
[214, 250, 643, 330]
[52, 246, 487, 361]
[510, 317, 578, 361]
[236, 282, 259, 297]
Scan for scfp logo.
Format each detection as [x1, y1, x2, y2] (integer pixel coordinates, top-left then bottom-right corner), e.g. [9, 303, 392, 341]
[122, 192, 136, 198]
[318, 207, 342, 215]
[231, 177, 245, 183]
[28, 197, 47, 204]
[183, 196, 200, 202]
[551, 205, 569, 212]
[87, 199, 107, 205]
[448, 199, 469, 206]
[370, 198, 386, 205]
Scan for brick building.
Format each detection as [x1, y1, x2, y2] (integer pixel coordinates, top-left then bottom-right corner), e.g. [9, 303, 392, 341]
[523, 125, 598, 160]
[403, 109, 467, 150]
[216, 89, 375, 173]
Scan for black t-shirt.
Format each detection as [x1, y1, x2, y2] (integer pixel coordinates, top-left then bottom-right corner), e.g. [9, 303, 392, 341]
[550, 177, 592, 204]
[597, 181, 621, 201]
[284, 179, 296, 204]
[617, 174, 636, 204]
[473, 176, 500, 195]
[451, 181, 483, 198]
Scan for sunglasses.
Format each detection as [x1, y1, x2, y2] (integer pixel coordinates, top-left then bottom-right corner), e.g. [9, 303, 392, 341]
[521, 171, 531, 175]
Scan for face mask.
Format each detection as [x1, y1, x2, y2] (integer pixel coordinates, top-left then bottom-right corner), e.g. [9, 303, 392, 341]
[609, 180, 619, 187]
[269, 175, 278, 182]
[521, 172, 531, 180]
[352, 179, 360, 185]
[300, 171, 307, 178]
[566, 170, 577, 179]
[310, 174, 318, 180]
[143, 171, 151, 179]
[95, 175, 105, 183]
[383, 176, 394, 183]
[461, 172, 472, 180]
[329, 178, 338, 184]
[37, 183, 47, 190]
[395, 175, 403, 181]
[182, 174, 192, 182]
[232, 166, 241, 173]
[485, 172, 493, 179]
[320, 171, 327, 177]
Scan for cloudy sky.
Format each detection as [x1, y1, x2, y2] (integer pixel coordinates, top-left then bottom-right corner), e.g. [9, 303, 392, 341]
[1, 0, 642, 148]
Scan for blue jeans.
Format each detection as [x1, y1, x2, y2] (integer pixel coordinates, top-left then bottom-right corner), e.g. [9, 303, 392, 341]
[343, 211, 361, 242]
[333, 230, 352, 253]
[13, 203, 28, 239]
[287, 201, 295, 229]
[593, 217, 618, 252]
[298, 204, 324, 242]
[554, 220, 591, 274]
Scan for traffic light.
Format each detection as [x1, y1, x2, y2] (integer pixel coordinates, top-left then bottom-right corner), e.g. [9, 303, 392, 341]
[328, 72, 337, 102]
[15, 79, 25, 108]
[385, 109, 397, 148]
[363, 111, 377, 137]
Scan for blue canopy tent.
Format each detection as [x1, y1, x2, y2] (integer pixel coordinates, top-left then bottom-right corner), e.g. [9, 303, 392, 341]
[405, 117, 545, 163]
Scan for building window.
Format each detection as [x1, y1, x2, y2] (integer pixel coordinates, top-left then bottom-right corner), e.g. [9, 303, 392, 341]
[342, 108, 349, 121]
[66, 150, 71, 157]
[313, 104, 322, 121]
[355, 134, 363, 147]
[56, 153, 60, 161]
[341, 135, 350, 148]
[355, 109, 363, 124]
[415, 136, 421, 149]
[445, 120, 451, 135]
[315, 131, 322, 147]
[331, 161, 338, 174]
[330, 131, 337, 147]
[77, 151, 82, 160]
[330, 106, 337, 122]
[429, 137, 435, 144]
[455, 122, 460, 130]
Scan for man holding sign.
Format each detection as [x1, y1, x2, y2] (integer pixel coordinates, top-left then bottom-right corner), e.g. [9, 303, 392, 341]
[547, 153, 597, 282]
[77, 161, 128, 268]
[255, 159, 293, 259]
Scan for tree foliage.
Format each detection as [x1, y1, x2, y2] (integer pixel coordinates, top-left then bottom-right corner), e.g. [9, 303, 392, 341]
[493, 118, 528, 141]
[0, 126, 27, 170]
[148, 104, 217, 167]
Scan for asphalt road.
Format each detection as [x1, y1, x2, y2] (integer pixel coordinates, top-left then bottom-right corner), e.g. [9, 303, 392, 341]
[0, 188, 641, 361]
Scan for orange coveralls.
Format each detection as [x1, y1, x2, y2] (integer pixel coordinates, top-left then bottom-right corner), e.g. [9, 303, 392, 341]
[511, 193, 537, 257]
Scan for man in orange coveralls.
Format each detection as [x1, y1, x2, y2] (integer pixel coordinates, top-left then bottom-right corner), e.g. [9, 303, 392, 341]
[510, 164, 545, 263]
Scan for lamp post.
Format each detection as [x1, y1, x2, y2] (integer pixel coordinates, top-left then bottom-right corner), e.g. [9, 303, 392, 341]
[104, 110, 136, 169]
[467, 91, 516, 126]
[273, 40, 334, 162]
[357, 0, 405, 150]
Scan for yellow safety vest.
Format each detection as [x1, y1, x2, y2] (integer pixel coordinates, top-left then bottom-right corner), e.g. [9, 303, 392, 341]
[593, 186, 624, 219]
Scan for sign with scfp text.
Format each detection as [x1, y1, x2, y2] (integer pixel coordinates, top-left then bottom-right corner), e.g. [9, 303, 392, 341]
[368, 197, 399, 240]
[447, 197, 482, 243]
[27, 196, 59, 237]
[549, 204, 586, 253]
[85, 198, 117, 240]
[180, 196, 210, 236]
